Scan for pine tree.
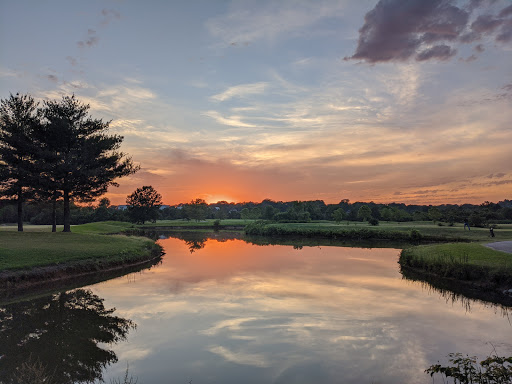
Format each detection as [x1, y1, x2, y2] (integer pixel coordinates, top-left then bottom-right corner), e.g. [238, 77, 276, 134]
[0, 93, 41, 231]
[42, 95, 138, 232]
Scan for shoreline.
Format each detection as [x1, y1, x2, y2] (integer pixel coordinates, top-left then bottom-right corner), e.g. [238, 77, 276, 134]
[0, 242, 163, 298]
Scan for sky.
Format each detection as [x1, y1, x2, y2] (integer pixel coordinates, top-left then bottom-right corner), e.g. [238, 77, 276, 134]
[1, 0, 511, 206]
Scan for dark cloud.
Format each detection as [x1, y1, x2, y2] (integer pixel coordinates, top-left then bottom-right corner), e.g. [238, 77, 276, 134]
[416, 44, 457, 61]
[47, 74, 58, 83]
[346, 0, 468, 63]
[499, 4, 512, 17]
[347, 0, 512, 63]
[496, 19, 512, 42]
[471, 14, 503, 33]
[474, 43, 485, 52]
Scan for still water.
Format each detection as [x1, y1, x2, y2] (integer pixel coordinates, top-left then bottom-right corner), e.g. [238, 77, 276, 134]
[1, 232, 510, 383]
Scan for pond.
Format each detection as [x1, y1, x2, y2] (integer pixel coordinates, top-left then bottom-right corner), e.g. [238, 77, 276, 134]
[1, 232, 510, 384]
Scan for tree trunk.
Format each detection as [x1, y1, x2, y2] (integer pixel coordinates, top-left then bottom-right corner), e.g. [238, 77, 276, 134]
[52, 192, 57, 233]
[63, 189, 71, 232]
[17, 188, 23, 232]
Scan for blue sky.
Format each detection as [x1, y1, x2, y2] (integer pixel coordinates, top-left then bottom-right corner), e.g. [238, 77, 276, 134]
[1, 0, 511, 204]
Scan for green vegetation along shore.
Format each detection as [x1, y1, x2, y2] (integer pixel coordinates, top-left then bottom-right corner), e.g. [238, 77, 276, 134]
[400, 243, 512, 290]
[0, 222, 162, 291]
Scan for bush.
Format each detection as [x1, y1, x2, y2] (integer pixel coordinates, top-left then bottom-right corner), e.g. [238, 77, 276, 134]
[368, 218, 379, 226]
[410, 229, 422, 241]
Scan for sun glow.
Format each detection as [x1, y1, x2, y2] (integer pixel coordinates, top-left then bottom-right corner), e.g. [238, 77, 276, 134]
[204, 194, 238, 204]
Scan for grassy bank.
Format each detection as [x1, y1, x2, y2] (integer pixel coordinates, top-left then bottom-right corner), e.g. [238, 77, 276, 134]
[0, 221, 162, 291]
[400, 243, 512, 288]
[243, 220, 508, 242]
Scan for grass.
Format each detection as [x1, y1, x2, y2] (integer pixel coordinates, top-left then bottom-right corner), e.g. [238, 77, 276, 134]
[0, 221, 158, 272]
[400, 243, 512, 287]
[137, 218, 248, 227]
[245, 221, 512, 242]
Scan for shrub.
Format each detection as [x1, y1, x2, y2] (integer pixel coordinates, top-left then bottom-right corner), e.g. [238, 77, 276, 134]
[410, 229, 422, 241]
[368, 217, 379, 226]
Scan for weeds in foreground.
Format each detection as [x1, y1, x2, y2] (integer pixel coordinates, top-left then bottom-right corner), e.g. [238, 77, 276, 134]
[110, 365, 138, 384]
[426, 352, 512, 383]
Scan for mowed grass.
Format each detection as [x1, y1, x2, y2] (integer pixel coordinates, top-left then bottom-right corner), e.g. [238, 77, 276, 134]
[403, 243, 512, 269]
[261, 221, 512, 242]
[0, 221, 156, 271]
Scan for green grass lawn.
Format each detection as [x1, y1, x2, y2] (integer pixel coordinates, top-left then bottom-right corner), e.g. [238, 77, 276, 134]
[402, 243, 512, 269]
[0, 221, 157, 271]
[261, 221, 512, 242]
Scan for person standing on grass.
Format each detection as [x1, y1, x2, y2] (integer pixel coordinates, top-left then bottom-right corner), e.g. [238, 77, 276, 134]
[490, 227, 495, 237]
[464, 219, 470, 231]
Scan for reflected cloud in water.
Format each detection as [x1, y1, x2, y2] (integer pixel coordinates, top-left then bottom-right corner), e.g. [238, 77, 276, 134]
[88, 233, 511, 384]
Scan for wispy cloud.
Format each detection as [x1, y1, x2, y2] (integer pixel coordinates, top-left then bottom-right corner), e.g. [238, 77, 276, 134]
[202, 110, 256, 128]
[206, 0, 346, 45]
[210, 82, 268, 102]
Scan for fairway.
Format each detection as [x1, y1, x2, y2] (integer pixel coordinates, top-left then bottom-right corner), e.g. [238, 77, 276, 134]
[0, 222, 157, 271]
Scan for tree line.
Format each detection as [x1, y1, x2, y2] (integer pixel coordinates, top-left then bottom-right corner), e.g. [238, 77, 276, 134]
[3, 192, 510, 228]
[0, 93, 137, 232]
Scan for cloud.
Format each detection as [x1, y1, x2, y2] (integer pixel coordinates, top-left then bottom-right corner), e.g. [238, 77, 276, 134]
[101, 8, 121, 26]
[346, 0, 512, 63]
[202, 110, 256, 128]
[77, 29, 99, 48]
[47, 74, 58, 83]
[210, 82, 268, 102]
[206, 0, 346, 45]
[416, 44, 457, 61]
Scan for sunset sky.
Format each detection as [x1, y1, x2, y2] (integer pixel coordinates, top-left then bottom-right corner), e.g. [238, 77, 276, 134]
[1, 0, 511, 205]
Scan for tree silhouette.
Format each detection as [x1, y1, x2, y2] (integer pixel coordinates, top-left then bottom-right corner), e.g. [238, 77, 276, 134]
[0, 289, 135, 384]
[42, 95, 138, 232]
[126, 185, 162, 224]
[0, 93, 41, 231]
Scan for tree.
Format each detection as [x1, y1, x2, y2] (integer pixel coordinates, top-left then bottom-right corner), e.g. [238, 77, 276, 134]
[126, 185, 162, 224]
[428, 207, 442, 223]
[0, 93, 41, 231]
[332, 207, 346, 224]
[357, 204, 372, 222]
[186, 198, 209, 222]
[42, 95, 138, 232]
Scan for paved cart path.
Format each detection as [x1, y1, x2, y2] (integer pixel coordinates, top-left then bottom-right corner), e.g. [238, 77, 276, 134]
[485, 241, 512, 254]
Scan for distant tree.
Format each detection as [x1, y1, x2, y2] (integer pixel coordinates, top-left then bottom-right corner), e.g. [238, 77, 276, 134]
[240, 207, 250, 221]
[186, 198, 209, 222]
[93, 197, 112, 222]
[262, 205, 277, 220]
[357, 204, 372, 222]
[0, 93, 41, 231]
[126, 185, 162, 224]
[332, 208, 346, 224]
[42, 95, 138, 232]
[428, 207, 442, 223]
[380, 206, 393, 221]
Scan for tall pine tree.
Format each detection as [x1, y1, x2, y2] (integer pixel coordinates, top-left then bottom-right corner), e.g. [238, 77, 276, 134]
[0, 93, 41, 231]
[42, 95, 138, 232]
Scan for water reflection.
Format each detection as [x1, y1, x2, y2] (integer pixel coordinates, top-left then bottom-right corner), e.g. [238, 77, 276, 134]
[0, 289, 135, 384]
[91, 232, 512, 384]
[400, 265, 512, 312]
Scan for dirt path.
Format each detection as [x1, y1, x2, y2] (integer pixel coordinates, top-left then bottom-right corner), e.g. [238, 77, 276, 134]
[485, 241, 512, 254]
